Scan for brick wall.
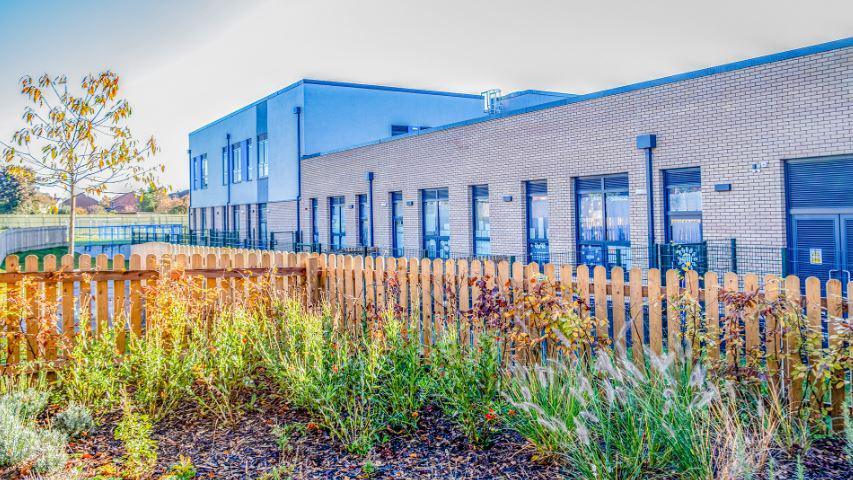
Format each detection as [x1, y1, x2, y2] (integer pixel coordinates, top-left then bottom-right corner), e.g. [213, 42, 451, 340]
[299, 47, 853, 266]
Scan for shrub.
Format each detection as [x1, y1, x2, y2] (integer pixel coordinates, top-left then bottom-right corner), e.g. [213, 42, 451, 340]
[0, 402, 69, 474]
[162, 455, 197, 480]
[258, 303, 427, 454]
[114, 402, 158, 479]
[190, 310, 260, 422]
[54, 402, 96, 438]
[58, 328, 123, 412]
[0, 387, 49, 423]
[845, 398, 853, 466]
[428, 330, 502, 448]
[121, 323, 197, 421]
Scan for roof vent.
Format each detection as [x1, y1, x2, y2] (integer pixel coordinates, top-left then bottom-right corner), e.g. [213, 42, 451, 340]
[481, 89, 502, 114]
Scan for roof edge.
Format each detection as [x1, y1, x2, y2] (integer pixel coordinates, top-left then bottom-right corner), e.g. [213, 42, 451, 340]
[303, 36, 853, 160]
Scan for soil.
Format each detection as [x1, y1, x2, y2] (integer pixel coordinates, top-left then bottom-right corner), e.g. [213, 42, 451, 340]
[66, 392, 568, 479]
[60, 391, 852, 480]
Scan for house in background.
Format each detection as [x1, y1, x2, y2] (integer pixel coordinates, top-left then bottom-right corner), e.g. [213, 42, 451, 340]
[109, 192, 140, 213]
[61, 193, 101, 213]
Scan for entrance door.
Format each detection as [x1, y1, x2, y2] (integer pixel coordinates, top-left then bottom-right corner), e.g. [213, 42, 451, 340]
[790, 215, 843, 284]
[786, 156, 853, 284]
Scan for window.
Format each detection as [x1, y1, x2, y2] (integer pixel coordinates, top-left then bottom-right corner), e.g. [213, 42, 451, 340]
[391, 192, 404, 257]
[422, 188, 449, 259]
[391, 125, 409, 136]
[246, 139, 253, 181]
[192, 157, 199, 190]
[232, 206, 240, 237]
[526, 181, 549, 264]
[472, 185, 490, 256]
[200, 207, 206, 232]
[257, 134, 269, 178]
[329, 196, 346, 249]
[310, 198, 319, 244]
[200, 154, 208, 189]
[246, 204, 253, 244]
[258, 203, 268, 246]
[664, 168, 702, 244]
[221, 206, 228, 231]
[357, 194, 370, 247]
[222, 147, 228, 185]
[232, 144, 242, 183]
[576, 174, 630, 268]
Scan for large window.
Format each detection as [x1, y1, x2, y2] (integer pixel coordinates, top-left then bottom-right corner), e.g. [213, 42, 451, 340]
[232, 144, 242, 183]
[526, 181, 549, 264]
[329, 196, 346, 249]
[200, 154, 208, 189]
[391, 192, 404, 257]
[222, 147, 228, 185]
[357, 194, 370, 247]
[310, 198, 319, 244]
[246, 139, 253, 181]
[232, 206, 241, 237]
[664, 168, 702, 244]
[192, 157, 199, 190]
[246, 205, 253, 244]
[422, 188, 449, 259]
[472, 185, 490, 256]
[199, 207, 206, 232]
[576, 174, 630, 268]
[258, 203, 268, 245]
[257, 134, 269, 178]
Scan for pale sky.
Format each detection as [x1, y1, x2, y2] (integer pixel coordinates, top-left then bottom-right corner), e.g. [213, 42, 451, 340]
[1, 0, 851, 194]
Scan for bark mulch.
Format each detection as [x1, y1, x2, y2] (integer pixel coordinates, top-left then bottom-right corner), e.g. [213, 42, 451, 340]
[66, 393, 568, 479]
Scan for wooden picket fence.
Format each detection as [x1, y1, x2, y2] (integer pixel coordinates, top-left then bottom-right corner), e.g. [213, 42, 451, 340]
[315, 253, 851, 431]
[1, 244, 850, 430]
[0, 248, 319, 369]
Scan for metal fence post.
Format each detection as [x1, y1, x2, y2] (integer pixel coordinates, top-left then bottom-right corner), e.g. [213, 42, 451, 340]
[781, 247, 789, 277]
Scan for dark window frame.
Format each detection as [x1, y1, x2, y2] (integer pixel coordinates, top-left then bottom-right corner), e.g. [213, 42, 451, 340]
[357, 194, 370, 247]
[200, 154, 208, 189]
[257, 133, 269, 178]
[391, 191, 404, 257]
[231, 143, 242, 183]
[421, 188, 450, 259]
[310, 198, 319, 244]
[472, 185, 490, 257]
[663, 167, 703, 244]
[575, 174, 631, 269]
[329, 196, 346, 249]
[525, 180, 549, 264]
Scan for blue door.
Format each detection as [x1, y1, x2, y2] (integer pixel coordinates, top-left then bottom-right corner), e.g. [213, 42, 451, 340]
[786, 156, 853, 284]
[790, 215, 841, 285]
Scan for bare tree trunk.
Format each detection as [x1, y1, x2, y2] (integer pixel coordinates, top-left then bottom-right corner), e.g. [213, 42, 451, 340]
[68, 185, 76, 256]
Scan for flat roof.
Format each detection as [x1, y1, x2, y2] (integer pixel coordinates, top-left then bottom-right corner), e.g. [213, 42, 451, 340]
[189, 79, 484, 136]
[304, 36, 853, 160]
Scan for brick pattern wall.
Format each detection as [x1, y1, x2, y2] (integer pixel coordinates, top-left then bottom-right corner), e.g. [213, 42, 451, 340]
[299, 47, 853, 265]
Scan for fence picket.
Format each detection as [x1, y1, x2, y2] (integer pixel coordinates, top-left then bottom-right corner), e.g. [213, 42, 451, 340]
[785, 275, 803, 414]
[24, 255, 39, 360]
[666, 269, 679, 353]
[826, 278, 844, 430]
[704, 272, 720, 361]
[78, 254, 92, 332]
[129, 255, 143, 337]
[4, 255, 20, 365]
[43, 255, 58, 360]
[744, 274, 760, 356]
[593, 266, 609, 350]
[61, 254, 75, 345]
[420, 259, 432, 349]
[648, 269, 662, 356]
[113, 254, 127, 353]
[611, 266, 626, 354]
[763, 275, 780, 383]
[630, 268, 644, 365]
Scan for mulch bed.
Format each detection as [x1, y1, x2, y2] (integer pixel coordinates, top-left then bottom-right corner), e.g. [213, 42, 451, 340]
[67, 391, 568, 479]
[64, 392, 852, 480]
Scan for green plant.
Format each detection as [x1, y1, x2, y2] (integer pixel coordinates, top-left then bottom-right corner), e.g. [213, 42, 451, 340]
[0, 387, 49, 423]
[162, 455, 197, 480]
[361, 460, 377, 476]
[428, 330, 502, 448]
[58, 326, 124, 412]
[273, 423, 306, 453]
[121, 324, 197, 421]
[54, 402, 96, 438]
[258, 463, 295, 480]
[0, 402, 69, 474]
[376, 316, 427, 432]
[114, 401, 157, 479]
[190, 310, 260, 423]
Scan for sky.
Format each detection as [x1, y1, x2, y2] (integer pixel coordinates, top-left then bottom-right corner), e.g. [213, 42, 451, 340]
[0, 0, 851, 195]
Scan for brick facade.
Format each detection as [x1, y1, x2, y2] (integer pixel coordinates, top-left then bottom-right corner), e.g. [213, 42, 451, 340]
[298, 47, 853, 267]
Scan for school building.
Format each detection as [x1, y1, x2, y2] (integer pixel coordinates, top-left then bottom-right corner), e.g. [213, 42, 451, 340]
[189, 37, 853, 283]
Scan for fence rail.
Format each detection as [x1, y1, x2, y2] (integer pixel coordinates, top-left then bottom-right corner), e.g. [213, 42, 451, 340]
[2, 244, 850, 431]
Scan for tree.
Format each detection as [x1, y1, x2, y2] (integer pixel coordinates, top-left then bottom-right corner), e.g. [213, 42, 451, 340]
[2, 73, 161, 253]
[0, 166, 34, 213]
